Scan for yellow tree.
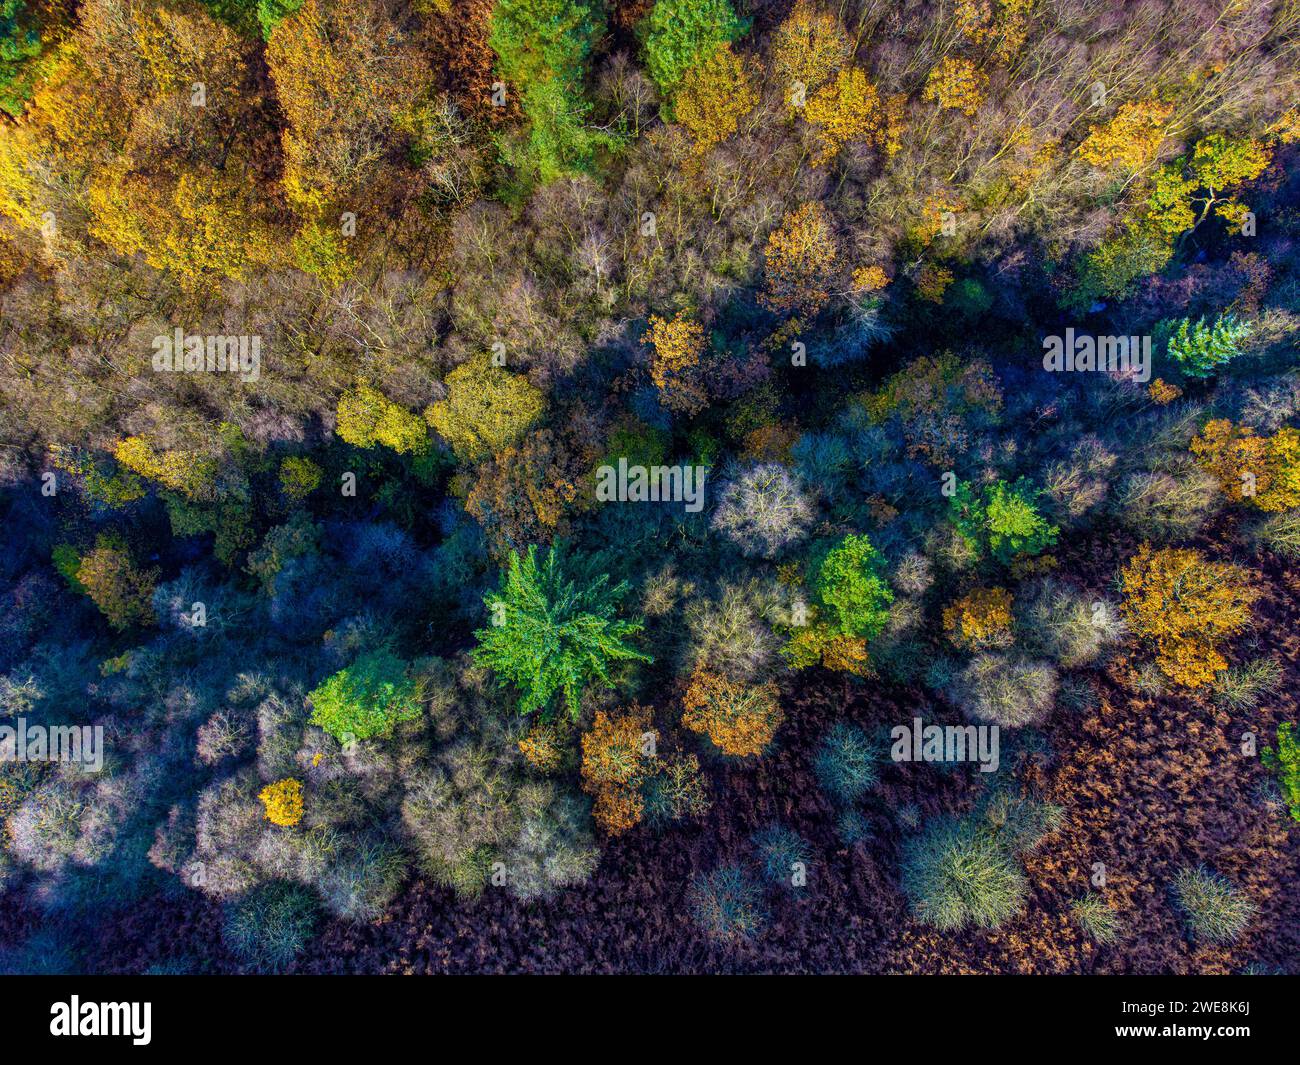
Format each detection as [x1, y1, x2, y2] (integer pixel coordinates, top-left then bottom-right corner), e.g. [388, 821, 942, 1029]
[645, 312, 708, 415]
[804, 65, 882, 163]
[760, 202, 838, 315]
[673, 43, 757, 155]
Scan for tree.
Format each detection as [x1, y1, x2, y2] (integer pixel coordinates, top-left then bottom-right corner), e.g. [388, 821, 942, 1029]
[1191, 420, 1300, 512]
[1159, 313, 1253, 378]
[950, 478, 1058, 563]
[75, 535, 159, 630]
[1075, 97, 1173, 172]
[425, 355, 546, 462]
[681, 667, 783, 757]
[804, 65, 881, 163]
[922, 57, 987, 117]
[645, 311, 708, 415]
[769, 0, 850, 104]
[472, 545, 651, 718]
[640, 0, 746, 95]
[336, 385, 429, 454]
[308, 649, 424, 742]
[673, 42, 756, 154]
[760, 201, 838, 315]
[1120, 545, 1258, 688]
[489, 0, 609, 182]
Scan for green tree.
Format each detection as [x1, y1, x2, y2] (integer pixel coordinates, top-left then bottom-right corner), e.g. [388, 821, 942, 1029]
[813, 533, 894, 640]
[308, 649, 423, 742]
[951, 478, 1058, 563]
[1262, 722, 1300, 823]
[472, 545, 651, 718]
[1159, 313, 1253, 379]
[489, 0, 610, 183]
[641, 0, 747, 95]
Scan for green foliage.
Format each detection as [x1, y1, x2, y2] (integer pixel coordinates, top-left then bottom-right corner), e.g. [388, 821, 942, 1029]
[257, 0, 303, 39]
[223, 882, 319, 972]
[1067, 227, 1172, 310]
[1262, 722, 1300, 823]
[641, 0, 748, 94]
[308, 649, 424, 742]
[900, 816, 1029, 931]
[472, 545, 651, 718]
[812, 533, 894, 640]
[489, 0, 612, 183]
[1158, 313, 1253, 378]
[0, 0, 44, 117]
[1171, 866, 1257, 944]
[950, 478, 1059, 563]
[813, 722, 880, 805]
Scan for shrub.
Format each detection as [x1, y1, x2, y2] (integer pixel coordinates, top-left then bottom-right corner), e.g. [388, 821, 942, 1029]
[1171, 866, 1257, 944]
[258, 778, 304, 827]
[223, 882, 319, 972]
[945, 653, 1057, 728]
[900, 817, 1029, 931]
[1120, 545, 1258, 688]
[1254, 507, 1300, 559]
[751, 824, 811, 887]
[642, 754, 711, 827]
[1071, 893, 1121, 945]
[681, 667, 783, 757]
[1262, 722, 1300, 822]
[1212, 656, 1282, 711]
[688, 864, 767, 945]
[711, 462, 814, 558]
[473, 545, 651, 718]
[813, 722, 880, 805]
[308, 649, 423, 742]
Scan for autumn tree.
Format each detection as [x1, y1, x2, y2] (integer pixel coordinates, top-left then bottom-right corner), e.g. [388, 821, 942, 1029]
[673, 42, 756, 154]
[335, 385, 429, 455]
[425, 355, 546, 462]
[1120, 545, 1258, 688]
[1191, 420, 1300, 513]
[681, 668, 783, 757]
[760, 202, 838, 315]
[645, 311, 708, 415]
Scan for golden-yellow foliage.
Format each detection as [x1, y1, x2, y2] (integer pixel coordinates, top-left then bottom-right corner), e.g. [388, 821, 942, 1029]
[1120, 544, 1258, 688]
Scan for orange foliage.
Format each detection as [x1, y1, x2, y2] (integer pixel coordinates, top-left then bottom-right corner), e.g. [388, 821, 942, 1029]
[681, 668, 783, 757]
[1119, 545, 1258, 688]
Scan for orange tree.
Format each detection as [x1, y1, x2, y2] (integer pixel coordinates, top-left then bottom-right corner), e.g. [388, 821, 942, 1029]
[1119, 545, 1258, 687]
